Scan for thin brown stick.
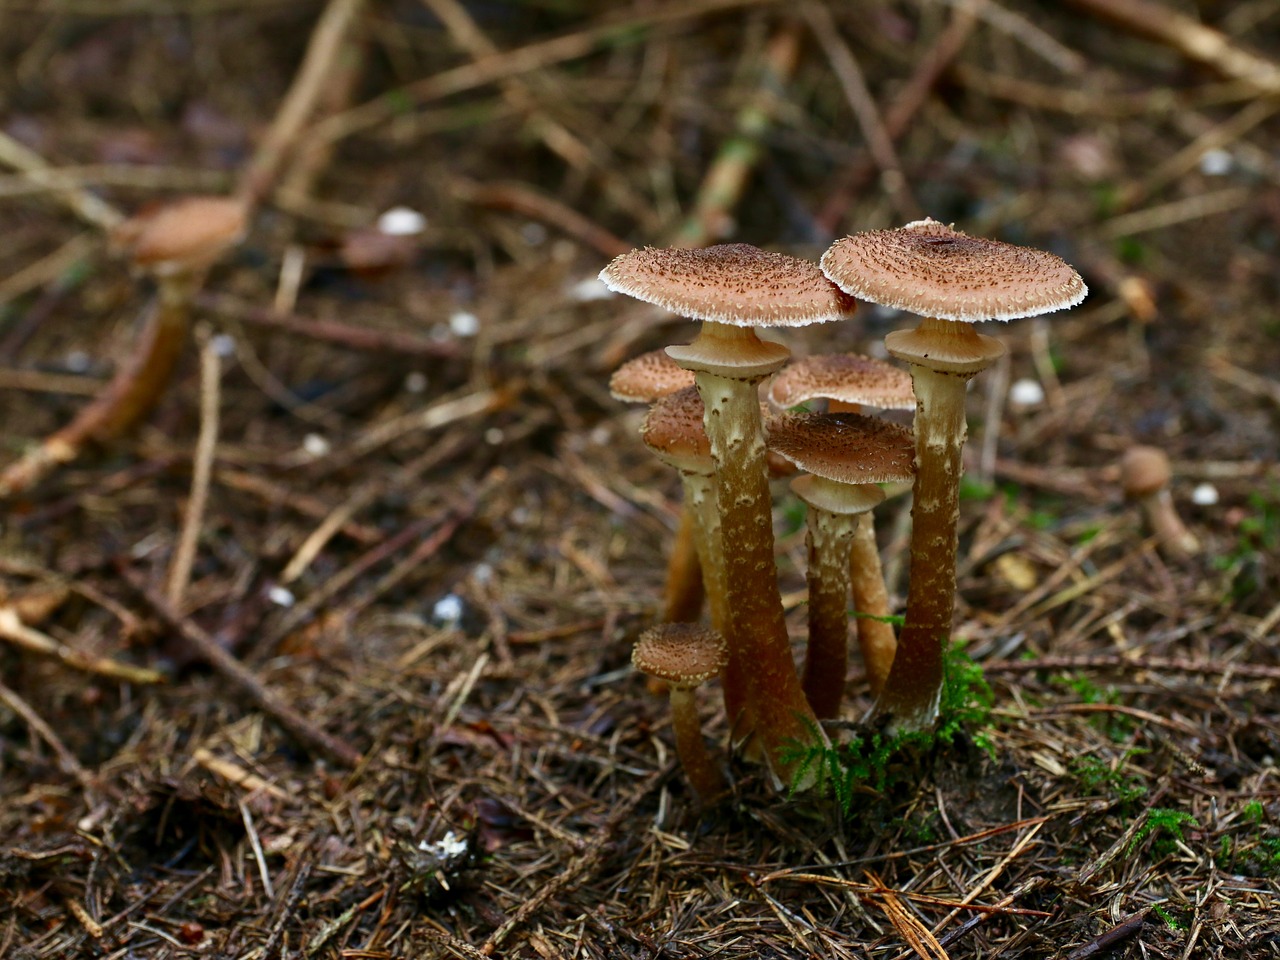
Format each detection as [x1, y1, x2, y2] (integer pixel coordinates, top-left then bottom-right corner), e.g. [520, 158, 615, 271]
[166, 327, 221, 607]
[984, 655, 1280, 682]
[195, 292, 460, 358]
[0, 677, 96, 787]
[480, 765, 671, 953]
[1065, 0, 1280, 94]
[0, 606, 165, 685]
[120, 567, 363, 767]
[802, 2, 921, 223]
[311, 0, 784, 147]
[667, 20, 802, 248]
[816, 4, 976, 234]
[236, 0, 370, 208]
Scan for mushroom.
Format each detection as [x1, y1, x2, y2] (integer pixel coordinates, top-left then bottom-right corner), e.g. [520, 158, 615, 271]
[632, 622, 730, 800]
[0, 195, 248, 497]
[1119, 445, 1200, 559]
[600, 244, 857, 783]
[766, 413, 916, 715]
[611, 350, 703, 625]
[641, 387, 732, 680]
[767, 353, 916, 698]
[821, 219, 1085, 732]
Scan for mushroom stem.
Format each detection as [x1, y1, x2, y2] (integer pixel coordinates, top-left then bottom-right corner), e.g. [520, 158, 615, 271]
[693, 351, 824, 781]
[681, 472, 738, 721]
[801, 508, 856, 719]
[0, 277, 194, 498]
[850, 512, 897, 697]
[662, 504, 706, 625]
[668, 686, 727, 799]
[1139, 487, 1200, 559]
[873, 347, 972, 731]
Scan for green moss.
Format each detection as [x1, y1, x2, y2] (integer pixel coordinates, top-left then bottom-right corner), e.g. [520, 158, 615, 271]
[784, 644, 994, 809]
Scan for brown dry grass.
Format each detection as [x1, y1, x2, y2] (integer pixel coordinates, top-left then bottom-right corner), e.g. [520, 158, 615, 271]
[1, 2, 1278, 958]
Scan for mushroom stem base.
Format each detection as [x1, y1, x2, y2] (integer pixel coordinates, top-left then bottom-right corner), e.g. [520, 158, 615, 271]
[872, 360, 972, 733]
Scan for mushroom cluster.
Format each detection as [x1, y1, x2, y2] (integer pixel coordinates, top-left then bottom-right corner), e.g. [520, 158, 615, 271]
[603, 223, 1086, 796]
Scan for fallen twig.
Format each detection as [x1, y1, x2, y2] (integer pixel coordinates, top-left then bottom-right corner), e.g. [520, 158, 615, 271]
[121, 566, 363, 767]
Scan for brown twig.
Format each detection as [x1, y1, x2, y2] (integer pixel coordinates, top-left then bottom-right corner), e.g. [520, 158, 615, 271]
[480, 764, 672, 953]
[801, 3, 920, 223]
[165, 327, 221, 607]
[985, 655, 1280, 682]
[236, 0, 370, 209]
[0, 606, 164, 685]
[816, 3, 976, 235]
[667, 20, 803, 248]
[195, 292, 460, 358]
[1064, 0, 1280, 94]
[120, 566, 363, 767]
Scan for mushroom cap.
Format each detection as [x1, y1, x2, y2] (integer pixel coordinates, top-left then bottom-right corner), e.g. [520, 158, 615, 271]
[610, 349, 697, 403]
[633, 622, 729, 688]
[1119, 444, 1172, 498]
[767, 412, 916, 485]
[641, 386, 712, 475]
[790, 473, 886, 515]
[599, 243, 859, 327]
[820, 218, 1086, 323]
[112, 195, 249, 276]
[768, 353, 915, 411]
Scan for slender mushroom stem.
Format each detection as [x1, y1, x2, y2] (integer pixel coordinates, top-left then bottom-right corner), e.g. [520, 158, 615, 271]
[875, 320, 988, 732]
[661, 504, 706, 625]
[667, 685, 727, 799]
[801, 507, 856, 719]
[681, 472, 737, 715]
[849, 513, 897, 697]
[692, 338, 824, 779]
[0, 277, 194, 498]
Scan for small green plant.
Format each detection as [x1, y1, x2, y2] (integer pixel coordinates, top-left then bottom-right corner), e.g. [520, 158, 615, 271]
[1069, 750, 1148, 807]
[1127, 808, 1199, 857]
[785, 643, 994, 809]
[1151, 903, 1183, 932]
[1053, 673, 1131, 740]
[1214, 801, 1280, 876]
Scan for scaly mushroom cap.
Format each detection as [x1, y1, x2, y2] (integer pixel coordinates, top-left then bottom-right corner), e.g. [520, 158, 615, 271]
[768, 353, 915, 411]
[767, 412, 916, 486]
[820, 218, 1086, 322]
[610, 349, 697, 403]
[112, 195, 249, 277]
[599, 244, 858, 327]
[633, 622, 729, 690]
[1119, 445, 1172, 498]
[641, 386, 712, 475]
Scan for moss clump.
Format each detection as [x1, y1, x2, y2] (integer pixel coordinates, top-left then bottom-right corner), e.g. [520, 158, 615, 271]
[785, 642, 994, 810]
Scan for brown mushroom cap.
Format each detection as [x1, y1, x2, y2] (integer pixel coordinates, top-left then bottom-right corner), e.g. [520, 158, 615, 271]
[633, 622, 729, 689]
[768, 353, 915, 411]
[820, 218, 1086, 323]
[1119, 444, 1172, 498]
[767, 412, 916, 486]
[641, 386, 713, 475]
[599, 244, 858, 327]
[112, 196, 249, 276]
[610, 349, 697, 403]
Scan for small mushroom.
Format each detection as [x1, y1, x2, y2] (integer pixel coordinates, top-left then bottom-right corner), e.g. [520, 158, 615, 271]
[1119, 445, 1200, 559]
[767, 413, 915, 714]
[767, 353, 916, 693]
[641, 387, 734, 689]
[822, 219, 1086, 732]
[633, 622, 730, 800]
[611, 350, 703, 626]
[0, 195, 248, 497]
[601, 244, 857, 784]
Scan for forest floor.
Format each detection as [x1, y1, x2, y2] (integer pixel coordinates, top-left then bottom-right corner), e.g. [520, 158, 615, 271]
[1, 1, 1279, 958]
